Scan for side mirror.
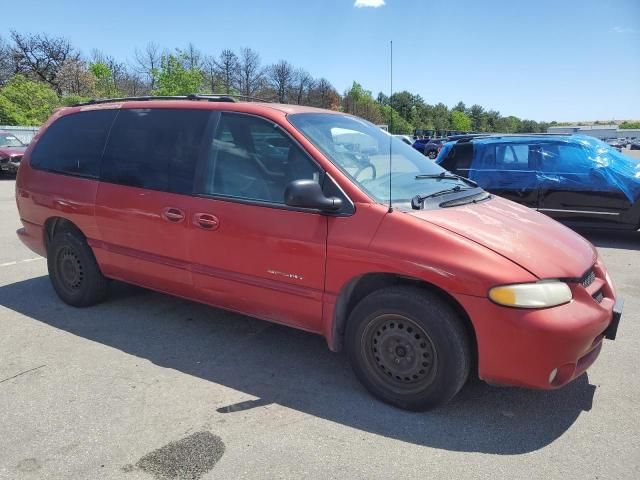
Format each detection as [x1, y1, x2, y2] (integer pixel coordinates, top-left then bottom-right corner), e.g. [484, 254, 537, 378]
[284, 179, 343, 212]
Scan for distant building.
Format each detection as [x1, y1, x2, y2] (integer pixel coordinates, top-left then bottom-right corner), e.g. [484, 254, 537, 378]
[547, 124, 640, 139]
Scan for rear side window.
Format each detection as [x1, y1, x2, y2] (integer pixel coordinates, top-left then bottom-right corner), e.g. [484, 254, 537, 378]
[496, 144, 530, 169]
[101, 109, 211, 194]
[476, 143, 532, 170]
[30, 110, 117, 178]
[442, 143, 472, 171]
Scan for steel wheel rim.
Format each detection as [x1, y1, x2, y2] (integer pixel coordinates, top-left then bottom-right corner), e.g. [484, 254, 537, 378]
[361, 314, 438, 394]
[56, 246, 84, 293]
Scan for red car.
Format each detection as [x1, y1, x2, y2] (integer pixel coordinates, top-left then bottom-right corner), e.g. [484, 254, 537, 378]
[0, 131, 27, 175]
[15, 96, 622, 410]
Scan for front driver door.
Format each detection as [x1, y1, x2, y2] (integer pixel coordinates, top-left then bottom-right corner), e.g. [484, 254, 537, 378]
[187, 112, 328, 333]
[536, 142, 632, 227]
[468, 143, 540, 208]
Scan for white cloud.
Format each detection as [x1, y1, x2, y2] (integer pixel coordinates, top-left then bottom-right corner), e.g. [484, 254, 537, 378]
[612, 26, 635, 33]
[354, 0, 386, 8]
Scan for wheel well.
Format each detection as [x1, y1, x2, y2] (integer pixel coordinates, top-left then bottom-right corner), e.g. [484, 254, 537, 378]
[43, 217, 84, 252]
[330, 273, 478, 372]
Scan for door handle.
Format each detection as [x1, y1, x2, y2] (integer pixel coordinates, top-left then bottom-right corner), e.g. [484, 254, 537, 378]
[193, 213, 219, 230]
[163, 207, 185, 223]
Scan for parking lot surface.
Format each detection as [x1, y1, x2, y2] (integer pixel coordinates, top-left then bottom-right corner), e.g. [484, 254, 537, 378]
[0, 177, 638, 479]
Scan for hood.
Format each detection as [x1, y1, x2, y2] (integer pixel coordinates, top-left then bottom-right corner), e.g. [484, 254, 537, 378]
[0, 145, 26, 157]
[407, 196, 596, 279]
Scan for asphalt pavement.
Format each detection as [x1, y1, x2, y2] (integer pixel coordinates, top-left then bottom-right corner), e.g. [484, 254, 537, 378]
[0, 177, 638, 479]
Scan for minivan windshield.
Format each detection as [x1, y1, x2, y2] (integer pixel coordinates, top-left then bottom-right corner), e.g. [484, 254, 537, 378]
[0, 133, 24, 148]
[288, 113, 476, 209]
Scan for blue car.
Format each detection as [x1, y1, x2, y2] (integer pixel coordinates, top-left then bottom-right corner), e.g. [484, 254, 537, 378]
[436, 134, 640, 230]
[413, 138, 445, 159]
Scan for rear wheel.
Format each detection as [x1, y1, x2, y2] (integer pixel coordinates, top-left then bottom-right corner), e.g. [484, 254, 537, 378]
[47, 229, 109, 307]
[346, 286, 470, 410]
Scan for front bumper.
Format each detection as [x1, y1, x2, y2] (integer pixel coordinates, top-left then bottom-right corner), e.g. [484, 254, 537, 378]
[604, 297, 623, 340]
[454, 282, 620, 390]
[1, 161, 20, 173]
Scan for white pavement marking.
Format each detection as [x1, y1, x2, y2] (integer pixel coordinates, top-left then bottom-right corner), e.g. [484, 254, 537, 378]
[0, 257, 44, 268]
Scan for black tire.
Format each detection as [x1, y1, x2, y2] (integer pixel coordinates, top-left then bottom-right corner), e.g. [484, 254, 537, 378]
[47, 229, 109, 307]
[345, 286, 470, 411]
[427, 150, 438, 159]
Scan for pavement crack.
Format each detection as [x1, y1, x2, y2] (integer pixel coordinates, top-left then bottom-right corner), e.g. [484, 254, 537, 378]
[0, 364, 46, 384]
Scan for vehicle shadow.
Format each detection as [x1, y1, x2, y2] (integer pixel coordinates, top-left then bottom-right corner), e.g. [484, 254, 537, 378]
[578, 229, 640, 251]
[0, 276, 597, 455]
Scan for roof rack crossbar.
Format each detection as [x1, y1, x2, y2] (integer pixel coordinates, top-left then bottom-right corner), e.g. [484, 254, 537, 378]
[452, 132, 581, 143]
[72, 93, 271, 107]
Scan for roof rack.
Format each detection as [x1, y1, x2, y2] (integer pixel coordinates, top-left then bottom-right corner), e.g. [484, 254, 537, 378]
[72, 93, 271, 107]
[449, 134, 491, 143]
[452, 133, 575, 143]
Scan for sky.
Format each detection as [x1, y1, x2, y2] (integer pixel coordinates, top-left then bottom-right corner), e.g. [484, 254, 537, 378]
[5, 0, 639, 122]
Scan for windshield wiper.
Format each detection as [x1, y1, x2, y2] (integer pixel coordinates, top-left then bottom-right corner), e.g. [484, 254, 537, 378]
[411, 185, 474, 210]
[415, 171, 478, 187]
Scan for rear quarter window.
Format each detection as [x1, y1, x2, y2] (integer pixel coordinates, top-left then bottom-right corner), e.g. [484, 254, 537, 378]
[30, 110, 118, 178]
[440, 143, 472, 171]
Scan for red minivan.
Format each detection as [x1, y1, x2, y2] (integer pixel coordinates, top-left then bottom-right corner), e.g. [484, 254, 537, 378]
[15, 96, 622, 410]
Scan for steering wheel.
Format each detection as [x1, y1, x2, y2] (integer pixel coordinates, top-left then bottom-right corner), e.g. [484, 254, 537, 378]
[354, 163, 377, 181]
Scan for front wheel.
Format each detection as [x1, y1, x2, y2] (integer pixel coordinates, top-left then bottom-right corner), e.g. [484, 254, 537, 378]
[427, 150, 438, 159]
[345, 286, 471, 410]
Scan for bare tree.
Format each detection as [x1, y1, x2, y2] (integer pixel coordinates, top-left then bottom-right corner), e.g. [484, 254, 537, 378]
[124, 72, 149, 96]
[57, 57, 95, 96]
[10, 31, 80, 93]
[214, 49, 240, 94]
[0, 35, 13, 86]
[237, 47, 264, 98]
[133, 42, 162, 89]
[267, 60, 295, 103]
[291, 68, 313, 105]
[202, 55, 219, 93]
[183, 43, 202, 70]
[309, 77, 339, 109]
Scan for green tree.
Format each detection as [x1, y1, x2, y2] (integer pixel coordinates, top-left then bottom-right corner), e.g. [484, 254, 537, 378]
[390, 91, 417, 124]
[620, 121, 640, 129]
[60, 94, 90, 106]
[518, 119, 540, 133]
[495, 115, 521, 133]
[152, 52, 203, 96]
[469, 104, 488, 131]
[89, 62, 119, 98]
[343, 82, 383, 124]
[432, 102, 450, 131]
[452, 101, 466, 113]
[450, 110, 472, 131]
[381, 105, 413, 134]
[485, 110, 500, 132]
[0, 75, 59, 125]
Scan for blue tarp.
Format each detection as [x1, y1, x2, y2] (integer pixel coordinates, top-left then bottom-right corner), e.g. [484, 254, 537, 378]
[463, 135, 640, 203]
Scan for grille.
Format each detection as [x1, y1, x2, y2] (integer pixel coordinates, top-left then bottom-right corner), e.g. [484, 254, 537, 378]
[0, 157, 8, 165]
[10, 155, 23, 163]
[593, 290, 604, 304]
[580, 269, 596, 289]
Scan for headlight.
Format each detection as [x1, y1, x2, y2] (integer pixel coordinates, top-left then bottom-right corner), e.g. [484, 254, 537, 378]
[488, 281, 572, 309]
[605, 270, 615, 297]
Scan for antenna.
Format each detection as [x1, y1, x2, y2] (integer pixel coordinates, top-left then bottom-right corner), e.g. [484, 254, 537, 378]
[388, 40, 393, 213]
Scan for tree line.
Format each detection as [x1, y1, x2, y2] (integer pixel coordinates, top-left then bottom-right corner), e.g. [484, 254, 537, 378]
[1, 30, 561, 134]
